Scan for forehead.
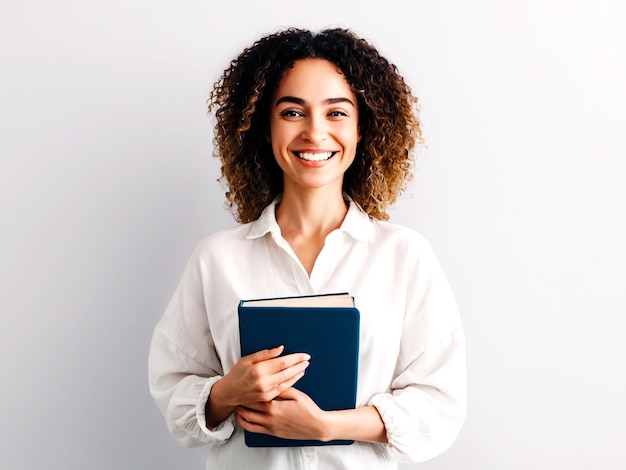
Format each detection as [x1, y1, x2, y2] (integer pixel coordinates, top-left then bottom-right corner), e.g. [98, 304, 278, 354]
[273, 58, 355, 101]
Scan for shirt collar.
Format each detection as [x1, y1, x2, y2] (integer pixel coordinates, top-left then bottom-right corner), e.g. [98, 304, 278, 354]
[246, 197, 282, 240]
[246, 195, 372, 243]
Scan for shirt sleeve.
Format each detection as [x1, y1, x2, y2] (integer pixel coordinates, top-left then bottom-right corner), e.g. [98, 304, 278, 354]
[369, 238, 467, 462]
[148, 245, 235, 448]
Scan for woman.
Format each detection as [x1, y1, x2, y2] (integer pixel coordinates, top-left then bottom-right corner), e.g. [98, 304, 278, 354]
[149, 28, 466, 469]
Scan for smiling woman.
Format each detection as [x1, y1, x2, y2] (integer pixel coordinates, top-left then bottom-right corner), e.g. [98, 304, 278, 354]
[208, 28, 418, 224]
[148, 28, 466, 470]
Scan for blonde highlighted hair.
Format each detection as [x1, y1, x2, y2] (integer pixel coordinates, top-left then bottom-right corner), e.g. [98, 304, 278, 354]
[209, 28, 420, 223]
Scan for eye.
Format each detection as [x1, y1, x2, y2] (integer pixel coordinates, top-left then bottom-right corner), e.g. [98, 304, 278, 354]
[279, 109, 304, 118]
[328, 110, 349, 118]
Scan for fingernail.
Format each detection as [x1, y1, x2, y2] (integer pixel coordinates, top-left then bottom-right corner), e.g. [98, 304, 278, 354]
[303, 354, 311, 360]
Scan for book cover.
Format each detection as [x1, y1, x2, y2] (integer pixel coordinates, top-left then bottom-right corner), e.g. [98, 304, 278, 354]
[238, 292, 360, 447]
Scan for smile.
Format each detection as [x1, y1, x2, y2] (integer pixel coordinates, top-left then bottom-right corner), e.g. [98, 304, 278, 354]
[295, 151, 336, 162]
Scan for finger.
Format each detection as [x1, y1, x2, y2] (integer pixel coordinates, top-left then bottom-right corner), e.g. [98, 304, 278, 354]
[244, 345, 284, 364]
[236, 404, 271, 424]
[274, 370, 306, 395]
[235, 412, 271, 435]
[266, 352, 311, 373]
[272, 359, 309, 382]
[245, 368, 303, 403]
[236, 402, 269, 413]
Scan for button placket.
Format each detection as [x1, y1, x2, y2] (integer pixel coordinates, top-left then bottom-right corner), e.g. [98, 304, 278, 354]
[309, 231, 342, 290]
[271, 232, 314, 293]
[301, 447, 318, 468]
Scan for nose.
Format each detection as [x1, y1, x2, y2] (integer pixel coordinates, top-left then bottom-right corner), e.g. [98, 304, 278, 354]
[301, 115, 327, 143]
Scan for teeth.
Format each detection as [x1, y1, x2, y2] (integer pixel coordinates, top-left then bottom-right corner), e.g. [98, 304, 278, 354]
[297, 152, 333, 161]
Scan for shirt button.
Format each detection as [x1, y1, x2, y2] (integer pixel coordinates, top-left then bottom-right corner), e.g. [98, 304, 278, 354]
[304, 448, 315, 462]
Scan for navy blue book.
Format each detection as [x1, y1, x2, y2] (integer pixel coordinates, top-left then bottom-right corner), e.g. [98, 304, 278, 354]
[238, 292, 360, 447]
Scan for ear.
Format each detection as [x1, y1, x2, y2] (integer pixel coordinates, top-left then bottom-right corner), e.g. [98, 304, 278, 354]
[265, 132, 271, 143]
[357, 128, 362, 143]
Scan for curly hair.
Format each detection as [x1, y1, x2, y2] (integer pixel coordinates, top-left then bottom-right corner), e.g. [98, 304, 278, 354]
[208, 28, 421, 223]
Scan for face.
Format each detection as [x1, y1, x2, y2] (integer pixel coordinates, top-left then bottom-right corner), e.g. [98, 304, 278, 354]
[268, 58, 360, 195]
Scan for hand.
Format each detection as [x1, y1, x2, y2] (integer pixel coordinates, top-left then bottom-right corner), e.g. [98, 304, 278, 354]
[235, 387, 328, 441]
[213, 345, 310, 408]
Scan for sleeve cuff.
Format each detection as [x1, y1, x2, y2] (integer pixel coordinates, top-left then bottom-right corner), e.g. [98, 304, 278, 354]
[194, 376, 235, 445]
[369, 393, 422, 461]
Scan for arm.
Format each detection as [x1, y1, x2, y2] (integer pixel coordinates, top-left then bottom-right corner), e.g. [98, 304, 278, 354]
[235, 388, 387, 443]
[367, 239, 467, 462]
[368, 330, 466, 462]
[148, 245, 234, 447]
[148, 326, 230, 448]
[150, 328, 310, 446]
[319, 404, 387, 443]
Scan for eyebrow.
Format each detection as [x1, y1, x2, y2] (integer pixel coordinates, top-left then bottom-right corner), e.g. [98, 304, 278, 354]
[275, 96, 355, 107]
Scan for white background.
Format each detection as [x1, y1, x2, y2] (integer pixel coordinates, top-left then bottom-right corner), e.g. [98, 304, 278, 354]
[1, 1, 625, 469]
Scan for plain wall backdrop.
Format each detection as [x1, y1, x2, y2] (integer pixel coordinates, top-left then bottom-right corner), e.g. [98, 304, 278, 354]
[1, 1, 625, 469]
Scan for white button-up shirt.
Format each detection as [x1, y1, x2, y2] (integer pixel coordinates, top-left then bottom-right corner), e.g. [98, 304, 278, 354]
[149, 198, 466, 469]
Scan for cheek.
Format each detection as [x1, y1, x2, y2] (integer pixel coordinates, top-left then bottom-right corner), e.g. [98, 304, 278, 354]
[269, 123, 295, 147]
[341, 127, 361, 149]
[267, 129, 284, 156]
[270, 141, 284, 164]
[269, 136, 290, 169]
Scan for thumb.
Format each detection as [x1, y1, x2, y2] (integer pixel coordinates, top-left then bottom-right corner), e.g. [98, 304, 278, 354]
[277, 386, 301, 400]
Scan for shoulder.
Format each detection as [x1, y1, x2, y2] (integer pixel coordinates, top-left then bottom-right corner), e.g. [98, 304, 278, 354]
[187, 223, 255, 266]
[365, 218, 446, 280]
[368, 218, 432, 253]
[197, 223, 251, 248]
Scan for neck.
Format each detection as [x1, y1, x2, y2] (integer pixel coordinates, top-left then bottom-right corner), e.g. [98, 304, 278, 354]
[276, 186, 348, 237]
